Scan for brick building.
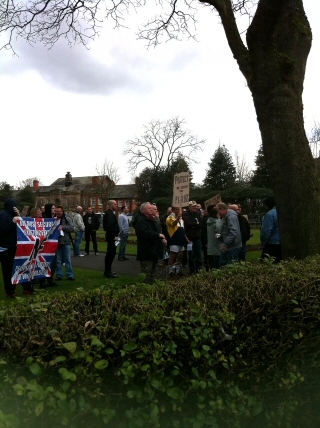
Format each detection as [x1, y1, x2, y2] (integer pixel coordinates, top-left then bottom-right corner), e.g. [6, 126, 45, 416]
[33, 172, 138, 216]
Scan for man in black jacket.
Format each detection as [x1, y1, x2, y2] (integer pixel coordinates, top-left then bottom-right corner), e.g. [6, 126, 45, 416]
[103, 200, 120, 278]
[183, 201, 203, 274]
[83, 206, 100, 255]
[135, 202, 167, 284]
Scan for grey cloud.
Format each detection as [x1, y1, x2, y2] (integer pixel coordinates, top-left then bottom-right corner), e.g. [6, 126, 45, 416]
[0, 38, 153, 95]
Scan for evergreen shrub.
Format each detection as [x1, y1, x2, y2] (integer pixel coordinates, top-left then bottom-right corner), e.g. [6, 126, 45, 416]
[1, 257, 320, 427]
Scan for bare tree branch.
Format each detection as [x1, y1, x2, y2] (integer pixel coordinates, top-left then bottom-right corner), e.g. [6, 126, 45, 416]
[234, 151, 252, 186]
[95, 159, 121, 210]
[123, 116, 205, 173]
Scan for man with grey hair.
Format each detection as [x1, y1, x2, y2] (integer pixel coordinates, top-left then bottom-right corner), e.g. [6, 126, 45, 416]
[73, 206, 85, 257]
[215, 202, 242, 267]
[103, 200, 120, 278]
[135, 202, 167, 284]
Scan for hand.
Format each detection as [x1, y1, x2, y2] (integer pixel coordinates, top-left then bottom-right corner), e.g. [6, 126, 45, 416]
[221, 244, 227, 253]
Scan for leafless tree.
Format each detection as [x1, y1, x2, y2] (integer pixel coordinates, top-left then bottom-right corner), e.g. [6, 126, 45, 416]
[123, 117, 205, 173]
[234, 151, 253, 186]
[16, 177, 42, 189]
[95, 159, 121, 211]
[309, 121, 320, 159]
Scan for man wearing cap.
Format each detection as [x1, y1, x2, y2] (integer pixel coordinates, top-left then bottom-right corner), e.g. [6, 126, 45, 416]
[182, 201, 203, 274]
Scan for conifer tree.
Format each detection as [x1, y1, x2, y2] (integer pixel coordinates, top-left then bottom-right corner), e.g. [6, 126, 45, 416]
[203, 145, 236, 190]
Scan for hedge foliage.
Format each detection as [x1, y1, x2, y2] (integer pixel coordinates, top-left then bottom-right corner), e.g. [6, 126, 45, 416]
[1, 257, 320, 427]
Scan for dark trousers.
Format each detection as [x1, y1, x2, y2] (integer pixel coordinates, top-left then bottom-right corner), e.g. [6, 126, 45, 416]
[261, 244, 282, 264]
[188, 239, 202, 274]
[208, 255, 220, 270]
[85, 229, 98, 253]
[104, 240, 117, 273]
[0, 247, 16, 295]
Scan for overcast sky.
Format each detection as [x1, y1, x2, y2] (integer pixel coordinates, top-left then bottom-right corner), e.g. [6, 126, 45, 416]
[0, 0, 319, 189]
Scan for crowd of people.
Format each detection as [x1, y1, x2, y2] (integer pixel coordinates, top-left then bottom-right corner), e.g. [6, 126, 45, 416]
[0, 196, 281, 296]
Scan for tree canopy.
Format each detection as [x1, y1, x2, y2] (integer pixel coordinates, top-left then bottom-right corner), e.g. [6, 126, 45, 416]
[203, 144, 236, 190]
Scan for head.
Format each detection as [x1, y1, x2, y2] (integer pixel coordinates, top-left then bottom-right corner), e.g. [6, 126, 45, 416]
[87, 206, 93, 214]
[264, 196, 276, 210]
[188, 200, 198, 213]
[30, 207, 43, 218]
[43, 203, 56, 218]
[150, 203, 158, 217]
[55, 205, 64, 218]
[76, 206, 83, 214]
[208, 207, 218, 219]
[167, 206, 173, 215]
[107, 200, 117, 211]
[229, 204, 241, 214]
[172, 206, 181, 216]
[140, 202, 153, 216]
[3, 198, 18, 217]
[41, 205, 45, 212]
[121, 206, 129, 214]
[216, 202, 228, 219]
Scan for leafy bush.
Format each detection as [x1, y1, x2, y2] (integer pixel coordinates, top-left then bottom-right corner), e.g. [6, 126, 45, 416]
[1, 257, 320, 427]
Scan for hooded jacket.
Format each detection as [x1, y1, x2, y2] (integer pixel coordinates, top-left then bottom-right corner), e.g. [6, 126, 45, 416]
[0, 198, 18, 248]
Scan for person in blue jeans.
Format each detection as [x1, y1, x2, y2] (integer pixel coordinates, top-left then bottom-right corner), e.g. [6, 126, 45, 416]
[118, 205, 130, 261]
[72, 206, 85, 257]
[55, 205, 75, 281]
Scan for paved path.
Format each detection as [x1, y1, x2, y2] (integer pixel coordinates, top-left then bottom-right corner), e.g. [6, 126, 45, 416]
[71, 252, 140, 277]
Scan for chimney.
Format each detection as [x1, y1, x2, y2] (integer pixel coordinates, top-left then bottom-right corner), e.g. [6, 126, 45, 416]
[65, 172, 73, 187]
[33, 180, 39, 191]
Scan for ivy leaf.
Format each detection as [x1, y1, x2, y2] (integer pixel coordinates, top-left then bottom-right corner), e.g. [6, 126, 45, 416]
[35, 402, 44, 417]
[29, 364, 43, 376]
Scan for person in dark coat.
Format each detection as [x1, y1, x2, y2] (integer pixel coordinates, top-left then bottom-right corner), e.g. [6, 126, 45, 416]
[103, 200, 120, 278]
[83, 206, 100, 255]
[135, 202, 167, 284]
[0, 198, 20, 297]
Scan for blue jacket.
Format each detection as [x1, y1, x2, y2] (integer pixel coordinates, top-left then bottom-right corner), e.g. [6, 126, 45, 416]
[260, 207, 280, 245]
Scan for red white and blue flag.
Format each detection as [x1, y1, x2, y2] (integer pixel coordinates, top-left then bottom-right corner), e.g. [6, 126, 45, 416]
[12, 217, 60, 284]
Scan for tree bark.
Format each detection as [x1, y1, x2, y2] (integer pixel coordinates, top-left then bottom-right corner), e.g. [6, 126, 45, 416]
[209, 0, 320, 259]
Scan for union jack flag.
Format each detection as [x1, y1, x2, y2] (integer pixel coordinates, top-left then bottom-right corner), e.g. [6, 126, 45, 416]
[12, 217, 60, 284]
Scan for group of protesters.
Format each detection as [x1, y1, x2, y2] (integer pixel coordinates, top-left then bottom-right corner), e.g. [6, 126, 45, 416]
[132, 196, 281, 284]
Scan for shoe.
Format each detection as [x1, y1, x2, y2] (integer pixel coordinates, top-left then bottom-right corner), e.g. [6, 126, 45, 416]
[95, 252, 99, 256]
[123, 257, 129, 260]
[103, 272, 118, 278]
[23, 290, 35, 295]
[118, 258, 125, 261]
[79, 254, 85, 257]
[85, 253, 89, 255]
[6, 293, 17, 299]
[56, 277, 63, 281]
[67, 277, 75, 281]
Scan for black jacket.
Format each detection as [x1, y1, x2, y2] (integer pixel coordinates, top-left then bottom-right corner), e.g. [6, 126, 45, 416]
[83, 212, 100, 231]
[0, 198, 18, 249]
[103, 209, 120, 242]
[183, 209, 202, 241]
[135, 213, 161, 261]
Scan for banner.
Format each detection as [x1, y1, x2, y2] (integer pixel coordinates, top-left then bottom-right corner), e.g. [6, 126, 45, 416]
[12, 217, 60, 284]
[172, 172, 190, 207]
[204, 194, 222, 208]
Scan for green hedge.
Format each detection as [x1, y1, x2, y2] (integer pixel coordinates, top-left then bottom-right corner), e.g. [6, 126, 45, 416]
[1, 258, 320, 427]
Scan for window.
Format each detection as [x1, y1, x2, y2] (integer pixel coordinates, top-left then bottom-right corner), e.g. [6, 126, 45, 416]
[125, 200, 130, 207]
[83, 198, 87, 206]
[118, 200, 122, 207]
[98, 198, 103, 206]
[91, 197, 96, 205]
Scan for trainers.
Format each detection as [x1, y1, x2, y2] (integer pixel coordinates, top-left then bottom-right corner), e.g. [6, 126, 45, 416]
[95, 252, 99, 256]
[79, 254, 85, 257]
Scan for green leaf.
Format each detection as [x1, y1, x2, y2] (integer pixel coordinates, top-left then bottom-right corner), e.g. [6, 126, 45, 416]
[25, 357, 33, 366]
[35, 402, 44, 417]
[123, 342, 137, 351]
[91, 337, 104, 347]
[293, 308, 302, 313]
[106, 348, 114, 354]
[63, 342, 77, 354]
[167, 387, 182, 400]
[291, 299, 299, 305]
[94, 359, 109, 370]
[29, 364, 43, 376]
[251, 401, 263, 416]
[192, 349, 201, 358]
